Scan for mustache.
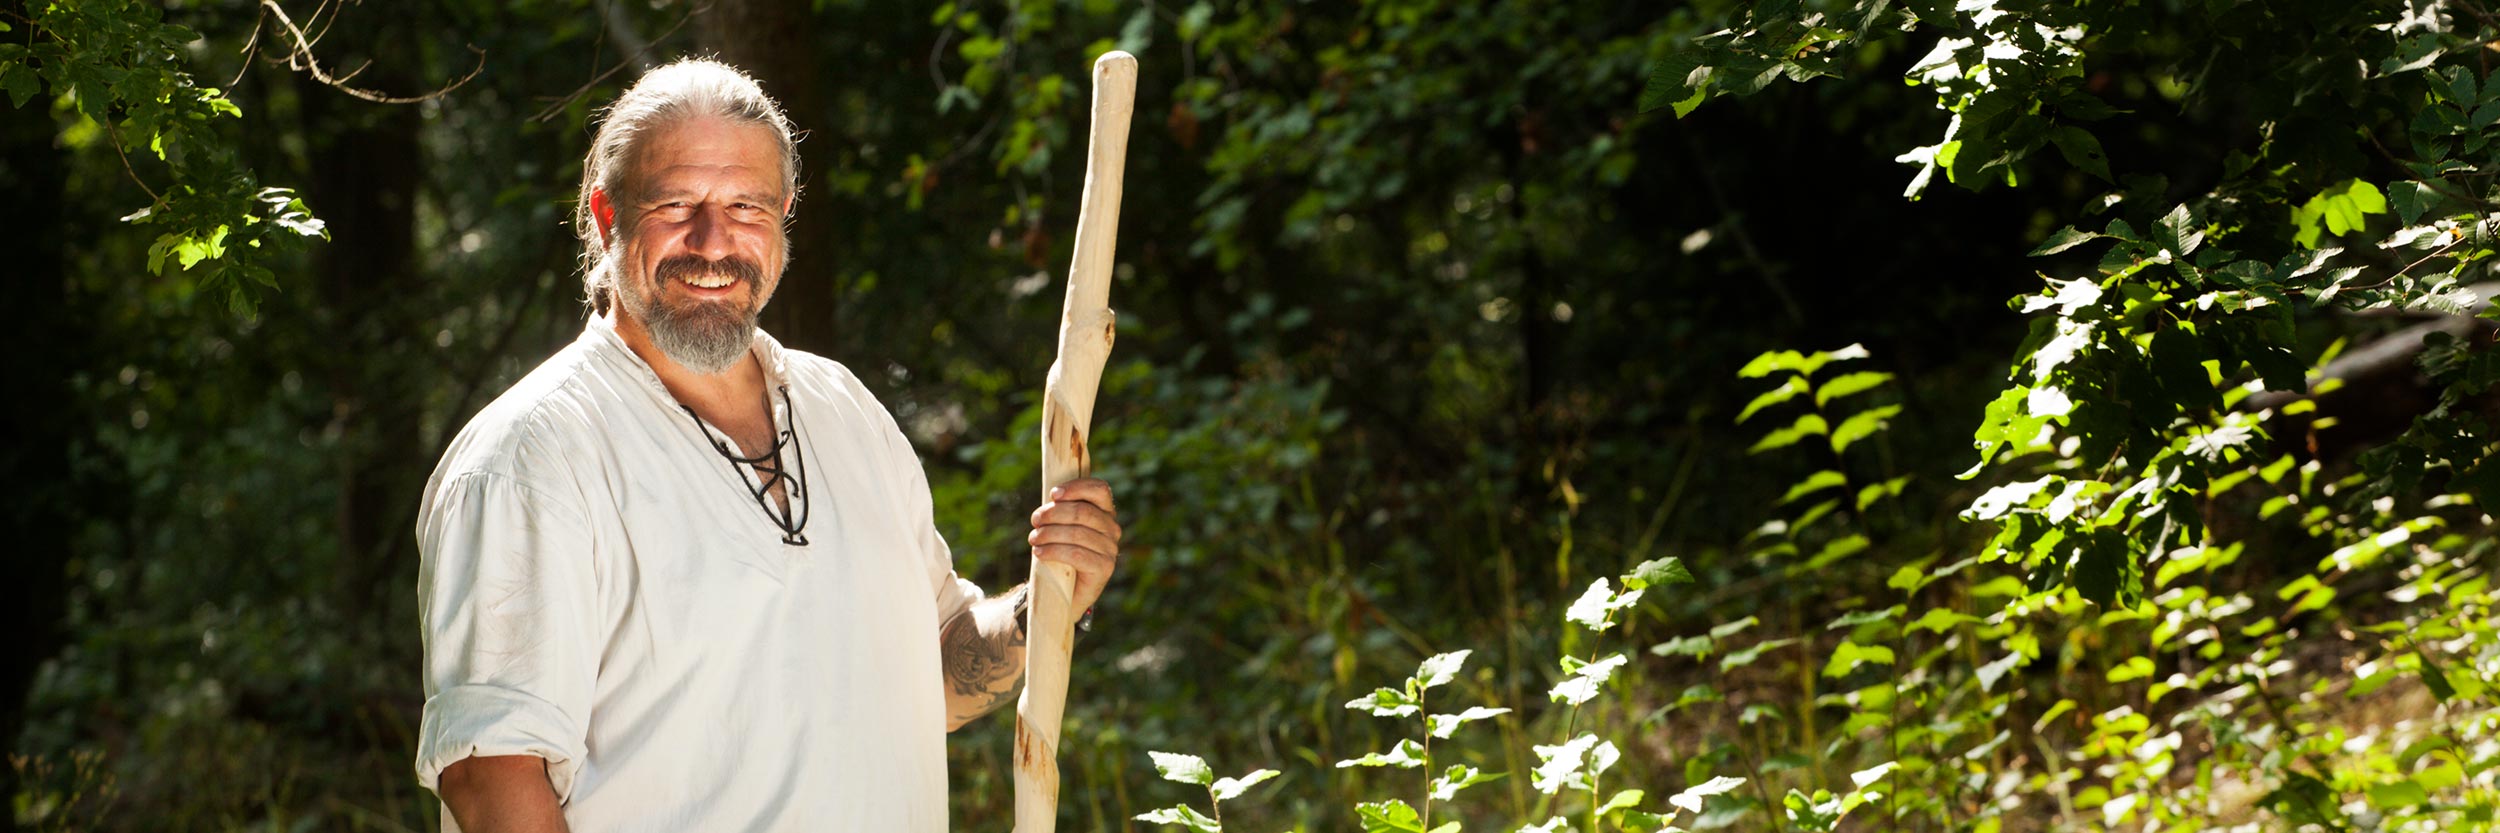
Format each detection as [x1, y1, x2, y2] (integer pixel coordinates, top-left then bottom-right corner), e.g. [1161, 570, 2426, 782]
[653, 254, 764, 287]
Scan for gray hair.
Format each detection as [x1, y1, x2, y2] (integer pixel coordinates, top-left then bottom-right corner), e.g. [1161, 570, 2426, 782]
[574, 58, 801, 313]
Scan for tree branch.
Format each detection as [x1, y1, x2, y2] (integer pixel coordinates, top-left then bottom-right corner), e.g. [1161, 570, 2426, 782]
[528, 2, 705, 122]
[259, 0, 484, 105]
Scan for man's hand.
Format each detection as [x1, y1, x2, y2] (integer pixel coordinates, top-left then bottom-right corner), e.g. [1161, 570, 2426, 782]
[438, 754, 570, 833]
[939, 478, 1122, 730]
[1029, 477, 1121, 614]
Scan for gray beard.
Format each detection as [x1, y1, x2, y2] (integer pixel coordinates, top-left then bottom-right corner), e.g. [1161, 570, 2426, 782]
[620, 270, 761, 376]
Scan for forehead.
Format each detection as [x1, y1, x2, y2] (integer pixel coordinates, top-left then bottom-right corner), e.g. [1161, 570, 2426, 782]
[626, 117, 784, 196]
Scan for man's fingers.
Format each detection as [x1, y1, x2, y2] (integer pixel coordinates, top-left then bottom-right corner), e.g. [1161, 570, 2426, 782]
[1030, 500, 1122, 540]
[1034, 478, 1119, 613]
[1030, 543, 1116, 577]
[1046, 477, 1116, 513]
[1028, 525, 1118, 556]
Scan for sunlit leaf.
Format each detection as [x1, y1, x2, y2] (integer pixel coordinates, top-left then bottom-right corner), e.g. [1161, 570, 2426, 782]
[1149, 751, 1214, 786]
[1135, 805, 1221, 832]
[1211, 768, 1279, 801]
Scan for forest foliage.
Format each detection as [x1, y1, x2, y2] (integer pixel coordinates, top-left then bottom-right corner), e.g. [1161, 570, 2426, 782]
[6, 0, 2499, 831]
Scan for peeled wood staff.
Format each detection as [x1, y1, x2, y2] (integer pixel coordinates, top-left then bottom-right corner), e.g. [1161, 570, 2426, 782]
[1015, 50, 1137, 833]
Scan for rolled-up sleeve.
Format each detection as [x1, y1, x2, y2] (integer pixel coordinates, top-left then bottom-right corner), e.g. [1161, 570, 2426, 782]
[922, 523, 982, 625]
[413, 471, 600, 803]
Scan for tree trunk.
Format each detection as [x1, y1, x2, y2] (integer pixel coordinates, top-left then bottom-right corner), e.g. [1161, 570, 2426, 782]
[294, 63, 428, 606]
[0, 17, 74, 827]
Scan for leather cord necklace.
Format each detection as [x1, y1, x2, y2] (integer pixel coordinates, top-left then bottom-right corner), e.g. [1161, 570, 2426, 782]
[677, 384, 812, 546]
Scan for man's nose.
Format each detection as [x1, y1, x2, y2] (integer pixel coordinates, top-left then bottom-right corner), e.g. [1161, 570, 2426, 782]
[681, 205, 736, 259]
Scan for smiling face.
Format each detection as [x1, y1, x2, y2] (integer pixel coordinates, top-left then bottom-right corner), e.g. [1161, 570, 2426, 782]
[595, 116, 793, 376]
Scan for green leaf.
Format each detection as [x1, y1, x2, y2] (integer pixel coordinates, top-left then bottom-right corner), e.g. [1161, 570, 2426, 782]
[2030, 225, 2107, 256]
[2390, 181, 2439, 225]
[1428, 765, 1506, 802]
[1565, 579, 1643, 631]
[2183, 424, 2254, 462]
[2366, 780, 2429, 810]
[1824, 605, 1900, 631]
[1339, 739, 1429, 770]
[2418, 760, 2466, 792]
[1963, 476, 2051, 521]
[1739, 344, 1868, 378]
[1814, 371, 1893, 407]
[1426, 706, 1512, 739]
[2148, 328, 2220, 412]
[1849, 761, 1899, 789]
[1669, 776, 1747, 813]
[1344, 687, 1421, 717]
[1550, 653, 1629, 705]
[1736, 376, 1809, 424]
[2263, 773, 2339, 828]
[1149, 751, 1215, 786]
[1821, 641, 1896, 677]
[1617, 810, 1671, 833]
[2420, 651, 2458, 702]
[1721, 637, 1801, 672]
[1211, 768, 1279, 801]
[2382, 33, 2445, 75]
[2346, 180, 2389, 215]
[1597, 788, 1646, 816]
[1974, 652, 2025, 692]
[1622, 557, 1693, 590]
[2154, 204, 2204, 257]
[1738, 350, 1807, 379]
[1856, 476, 1909, 511]
[1805, 534, 1870, 569]
[1650, 633, 1714, 658]
[1709, 616, 1760, 639]
[1135, 805, 1221, 832]
[1531, 735, 1614, 795]
[0, 62, 39, 109]
[1780, 470, 1848, 505]
[1357, 799, 1425, 833]
[2071, 528, 2136, 607]
[1640, 53, 1711, 116]
[1908, 608, 1978, 634]
[1749, 413, 1829, 454]
[2297, 180, 2389, 244]
[1829, 404, 1902, 455]
[2050, 126, 2112, 182]
[2291, 202, 2326, 249]
[1414, 649, 1471, 690]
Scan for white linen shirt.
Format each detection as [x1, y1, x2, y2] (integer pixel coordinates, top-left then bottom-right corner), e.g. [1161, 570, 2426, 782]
[413, 314, 981, 832]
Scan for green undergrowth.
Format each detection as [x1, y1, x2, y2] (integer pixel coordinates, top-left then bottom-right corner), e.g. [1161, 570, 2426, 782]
[1127, 344, 2499, 832]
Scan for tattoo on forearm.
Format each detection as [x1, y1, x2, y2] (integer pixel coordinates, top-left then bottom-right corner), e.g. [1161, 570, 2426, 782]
[941, 585, 1029, 723]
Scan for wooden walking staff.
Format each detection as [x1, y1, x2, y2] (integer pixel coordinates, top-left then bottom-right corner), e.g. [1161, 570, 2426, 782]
[1014, 50, 1137, 833]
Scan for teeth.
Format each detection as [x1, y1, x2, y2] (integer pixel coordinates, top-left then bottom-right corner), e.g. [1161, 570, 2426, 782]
[679, 272, 735, 289]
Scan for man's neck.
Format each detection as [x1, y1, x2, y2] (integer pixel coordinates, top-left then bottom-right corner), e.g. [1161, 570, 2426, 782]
[610, 309, 769, 422]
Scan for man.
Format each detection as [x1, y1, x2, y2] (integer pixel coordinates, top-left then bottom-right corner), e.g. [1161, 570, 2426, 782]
[412, 59, 1121, 833]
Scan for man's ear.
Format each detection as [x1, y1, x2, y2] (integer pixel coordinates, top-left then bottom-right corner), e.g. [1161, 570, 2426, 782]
[590, 189, 619, 247]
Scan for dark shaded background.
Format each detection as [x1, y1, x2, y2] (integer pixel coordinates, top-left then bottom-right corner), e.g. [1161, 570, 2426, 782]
[4, 1, 2352, 830]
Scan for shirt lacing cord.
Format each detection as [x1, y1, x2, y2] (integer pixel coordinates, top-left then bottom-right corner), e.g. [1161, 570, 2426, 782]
[678, 385, 812, 546]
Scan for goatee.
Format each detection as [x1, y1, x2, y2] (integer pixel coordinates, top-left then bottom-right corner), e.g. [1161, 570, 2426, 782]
[625, 254, 767, 375]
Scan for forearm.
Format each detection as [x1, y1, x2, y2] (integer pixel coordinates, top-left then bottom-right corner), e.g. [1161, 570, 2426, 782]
[438, 755, 569, 833]
[941, 584, 1029, 731]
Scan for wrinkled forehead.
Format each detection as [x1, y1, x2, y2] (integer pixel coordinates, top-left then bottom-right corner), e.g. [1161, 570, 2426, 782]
[619, 117, 790, 200]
